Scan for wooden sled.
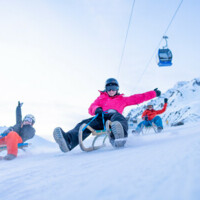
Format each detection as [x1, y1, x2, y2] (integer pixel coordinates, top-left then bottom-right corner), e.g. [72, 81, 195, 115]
[78, 120, 112, 152]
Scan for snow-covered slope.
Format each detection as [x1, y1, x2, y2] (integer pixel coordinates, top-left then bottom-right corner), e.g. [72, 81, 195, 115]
[1, 122, 200, 200]
[1, 78, 200, 200]
[127, 77, 200, 128]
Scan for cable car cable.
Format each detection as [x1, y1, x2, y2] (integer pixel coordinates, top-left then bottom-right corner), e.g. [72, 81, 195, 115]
[133, 0, 184, 91]
[163, 0, 184, 37]
[117, 0, 136, 79]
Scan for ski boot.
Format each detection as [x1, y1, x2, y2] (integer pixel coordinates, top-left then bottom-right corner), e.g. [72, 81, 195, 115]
[132, 129, 141, 135]
[4, 154, 16, 160]
[157, 127, 163, 133]
[53, 127, 71, 152]
[110, 121, 126, 148]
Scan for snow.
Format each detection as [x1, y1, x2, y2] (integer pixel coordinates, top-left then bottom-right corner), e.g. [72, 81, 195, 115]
[1, 122, 200, 200]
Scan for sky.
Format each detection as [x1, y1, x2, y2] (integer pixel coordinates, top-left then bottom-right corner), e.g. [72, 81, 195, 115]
[0, 0, 199, 141]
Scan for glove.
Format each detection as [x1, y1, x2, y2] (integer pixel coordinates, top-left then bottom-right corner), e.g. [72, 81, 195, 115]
[154, 88, 161, 97]
[164, 98, 168, 103]
[95, 107, 103, 115]
[142, 116, 148, 121]
[18, 101, 23, 107]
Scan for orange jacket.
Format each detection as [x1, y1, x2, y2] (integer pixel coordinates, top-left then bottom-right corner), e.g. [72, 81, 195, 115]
[142, 103, 167, 121]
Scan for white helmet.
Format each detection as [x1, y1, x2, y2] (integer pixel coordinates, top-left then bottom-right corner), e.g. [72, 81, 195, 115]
[23, 114, 35, 125]
[147, 102, 153, 106]
[146, 102, 153, 108]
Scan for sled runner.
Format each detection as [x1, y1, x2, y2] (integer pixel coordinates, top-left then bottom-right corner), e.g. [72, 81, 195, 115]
[141, 120, 158, 134]
[78, 113, 112, 152]
[141, 124, 157, 134]
[132, 120, 159, 135]
[0, 143, 30, 152]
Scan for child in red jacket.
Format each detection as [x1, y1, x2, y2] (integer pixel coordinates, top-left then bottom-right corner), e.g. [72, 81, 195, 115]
[53, 78, 161, 152]
[135, 98, 168, 133]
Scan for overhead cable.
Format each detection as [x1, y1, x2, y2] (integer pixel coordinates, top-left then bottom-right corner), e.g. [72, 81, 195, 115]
[133, 0, 184, 91]
[117, 0, 136, 79]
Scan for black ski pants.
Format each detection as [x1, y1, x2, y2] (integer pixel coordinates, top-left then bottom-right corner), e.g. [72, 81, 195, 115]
[63, 112, 128, 150]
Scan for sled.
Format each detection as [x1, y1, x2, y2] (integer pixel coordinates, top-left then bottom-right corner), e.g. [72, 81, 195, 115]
[0, 143, 30, 152]
[141, 122, 158, 134]
[142, 124, 157, 134]
[132, 119, 158, 135]
[78, 114, 112, 152]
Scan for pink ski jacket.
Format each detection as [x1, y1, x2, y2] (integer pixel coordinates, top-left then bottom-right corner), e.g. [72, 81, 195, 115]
[88, 90, 156, 116]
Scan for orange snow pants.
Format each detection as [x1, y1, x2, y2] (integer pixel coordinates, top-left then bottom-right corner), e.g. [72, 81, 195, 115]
[0, 131, 23, 156]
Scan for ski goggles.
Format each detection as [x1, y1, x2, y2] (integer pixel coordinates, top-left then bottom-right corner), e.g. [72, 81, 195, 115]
[147, 105, 153, 108]
[23, 117, 34, 125]
[106, 85, 119, 91]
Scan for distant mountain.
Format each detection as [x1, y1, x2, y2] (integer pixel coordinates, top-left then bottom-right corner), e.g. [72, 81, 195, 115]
[127, 77, 200, 128]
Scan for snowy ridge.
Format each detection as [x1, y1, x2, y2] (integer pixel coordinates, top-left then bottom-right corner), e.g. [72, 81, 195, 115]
[127, 77, 200, 127]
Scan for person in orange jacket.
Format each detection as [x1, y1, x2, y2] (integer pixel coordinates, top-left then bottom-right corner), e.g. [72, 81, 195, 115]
[0, 101, 35, 160]
[135, 98, 168, 133]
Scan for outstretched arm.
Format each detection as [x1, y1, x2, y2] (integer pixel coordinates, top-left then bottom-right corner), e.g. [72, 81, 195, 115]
[124, 90, 156, 106]
[1, 101, 23, 136]
[16, 101, 23, 126]
[155, 103, 167, 115]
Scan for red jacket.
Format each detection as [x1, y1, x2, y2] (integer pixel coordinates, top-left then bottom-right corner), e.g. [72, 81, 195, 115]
[88, 90, 156, 115]
[142, 103, 167, 121]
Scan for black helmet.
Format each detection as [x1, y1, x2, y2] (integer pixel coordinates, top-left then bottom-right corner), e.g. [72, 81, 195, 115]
[105, 78, 119, 92]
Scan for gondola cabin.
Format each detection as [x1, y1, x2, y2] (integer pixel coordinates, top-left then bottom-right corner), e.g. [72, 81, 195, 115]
[158, 48, 173, 67]
[158, 35, 173, 67]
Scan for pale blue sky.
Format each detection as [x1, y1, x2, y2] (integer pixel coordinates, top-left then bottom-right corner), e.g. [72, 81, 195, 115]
[0, 0, 199, 140]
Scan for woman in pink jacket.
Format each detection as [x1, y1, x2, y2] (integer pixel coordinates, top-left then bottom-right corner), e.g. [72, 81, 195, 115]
[53, 78, 161, 152]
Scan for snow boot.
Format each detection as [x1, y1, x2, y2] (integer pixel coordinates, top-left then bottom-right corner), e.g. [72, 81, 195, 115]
[110, 121, 126, 148]
[157, 127, 163, 133]
[4, 154, 16, 160]
[132, 129, 140, 135]
[53, 127, 70, 153]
